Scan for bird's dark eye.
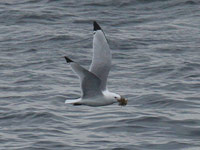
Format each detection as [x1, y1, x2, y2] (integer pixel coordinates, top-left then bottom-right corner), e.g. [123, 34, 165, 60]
[114, 97, 117, 99]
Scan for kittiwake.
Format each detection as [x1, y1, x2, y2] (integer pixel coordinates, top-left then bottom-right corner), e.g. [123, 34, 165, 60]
[64, 21, 127, 106]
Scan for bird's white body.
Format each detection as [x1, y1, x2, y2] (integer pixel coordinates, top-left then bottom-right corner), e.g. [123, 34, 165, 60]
[65, 90, 120, 106]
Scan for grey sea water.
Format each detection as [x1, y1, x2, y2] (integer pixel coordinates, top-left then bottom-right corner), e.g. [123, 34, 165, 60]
[0, 0, 200, 149]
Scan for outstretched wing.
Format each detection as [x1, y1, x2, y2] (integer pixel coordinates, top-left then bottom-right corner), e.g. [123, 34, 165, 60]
[89, 21, 112, 91]
[64, 56, 102, 98]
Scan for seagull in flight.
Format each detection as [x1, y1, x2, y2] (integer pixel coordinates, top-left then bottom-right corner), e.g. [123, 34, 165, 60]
[64, 21, 127, 106]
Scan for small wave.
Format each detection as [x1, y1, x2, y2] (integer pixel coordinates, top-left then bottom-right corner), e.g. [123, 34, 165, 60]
[112, 148, 130, 150]
[28, 140, 67, 150]
[167, 119, 199, 126]
[144, 141, 192, 149]
[19, 13, 62, 22]
[0, 111, 63, 127]
[135, 94, 196, 108]
[179, 62, 200, 72]
[27, 0, 43, 3]
[185, 1, 197, 5]
[117, 116, 167, 124]
[159, 0, 198, 10]
[49, 35, 73, 41]
[22, 48, 38, 53]
[160, 82, 200, 92]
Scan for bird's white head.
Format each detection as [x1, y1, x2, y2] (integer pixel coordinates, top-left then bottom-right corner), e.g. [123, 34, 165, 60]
[103, 91, 127, 106]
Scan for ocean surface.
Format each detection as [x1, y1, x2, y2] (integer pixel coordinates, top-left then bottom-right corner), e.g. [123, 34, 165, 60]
[0, 0, 200, 149]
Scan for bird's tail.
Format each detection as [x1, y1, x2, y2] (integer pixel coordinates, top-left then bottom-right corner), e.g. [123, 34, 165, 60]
[65, 98, 82, 105]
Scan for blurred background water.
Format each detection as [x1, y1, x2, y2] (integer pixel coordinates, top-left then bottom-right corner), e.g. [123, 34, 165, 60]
[0, 0, 200, 149]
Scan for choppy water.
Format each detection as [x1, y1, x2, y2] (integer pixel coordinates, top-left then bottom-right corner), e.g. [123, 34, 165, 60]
[1, 0, 200, 149]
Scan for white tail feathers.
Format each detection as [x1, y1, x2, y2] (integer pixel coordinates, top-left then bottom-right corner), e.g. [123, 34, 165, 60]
[65, 98, 82, 104]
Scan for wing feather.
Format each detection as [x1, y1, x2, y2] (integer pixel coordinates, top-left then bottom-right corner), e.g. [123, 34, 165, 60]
[89, 21, 111, 91]
[64, 56, 102, 98]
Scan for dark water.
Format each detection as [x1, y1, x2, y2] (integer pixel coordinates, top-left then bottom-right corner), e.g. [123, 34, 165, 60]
[1, 0, 200, 149]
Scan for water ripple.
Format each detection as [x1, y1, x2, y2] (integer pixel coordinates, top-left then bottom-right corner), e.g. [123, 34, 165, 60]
[1, 0, 200, 149]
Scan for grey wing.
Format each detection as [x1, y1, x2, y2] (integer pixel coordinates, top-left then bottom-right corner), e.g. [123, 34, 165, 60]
[89, 21, 111, 91]
[64, 56, 102, 98]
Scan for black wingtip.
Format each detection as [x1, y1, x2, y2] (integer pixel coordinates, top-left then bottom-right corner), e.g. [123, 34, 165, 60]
[64, 56, 73, 63]
[93, 21, 101, 31]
